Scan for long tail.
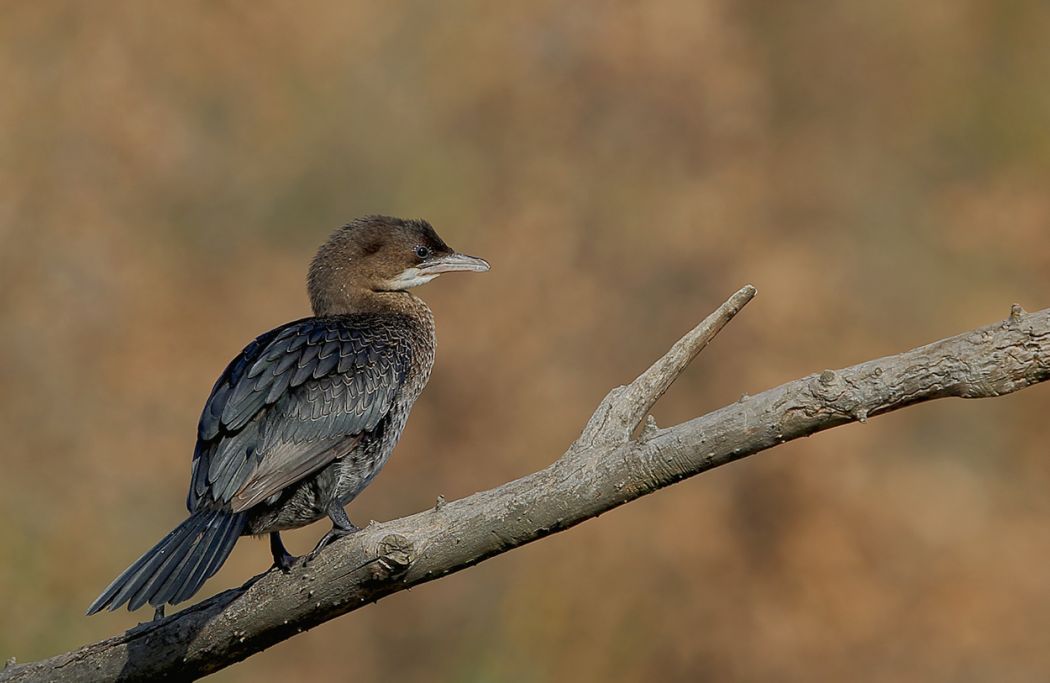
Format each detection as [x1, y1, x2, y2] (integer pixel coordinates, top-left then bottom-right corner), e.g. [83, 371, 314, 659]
[87, 508, 245, 615]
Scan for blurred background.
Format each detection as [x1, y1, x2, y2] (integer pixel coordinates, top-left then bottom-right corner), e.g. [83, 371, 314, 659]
[2, 2, 1050, 681]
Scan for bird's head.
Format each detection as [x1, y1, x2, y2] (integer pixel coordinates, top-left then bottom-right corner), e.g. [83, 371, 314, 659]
[308, 215, 490, 315]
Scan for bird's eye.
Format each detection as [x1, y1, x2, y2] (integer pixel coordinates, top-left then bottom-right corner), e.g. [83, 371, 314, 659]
[415, 246, 431, 260]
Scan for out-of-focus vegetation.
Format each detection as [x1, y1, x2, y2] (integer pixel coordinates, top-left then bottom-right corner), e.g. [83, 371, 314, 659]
[2, 2, 1050, 681]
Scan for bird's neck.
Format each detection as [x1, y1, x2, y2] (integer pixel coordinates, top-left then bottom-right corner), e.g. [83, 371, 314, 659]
[312, 288, 433, 321]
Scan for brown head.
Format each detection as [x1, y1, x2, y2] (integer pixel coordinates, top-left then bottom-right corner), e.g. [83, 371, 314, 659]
[307, 215, 490, 316]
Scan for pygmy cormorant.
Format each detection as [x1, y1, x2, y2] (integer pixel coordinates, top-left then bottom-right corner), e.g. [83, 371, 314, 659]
[87, 216, 489, 614]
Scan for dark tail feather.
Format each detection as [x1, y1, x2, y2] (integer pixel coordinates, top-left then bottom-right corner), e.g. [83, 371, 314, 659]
[87, 508, 245, 615]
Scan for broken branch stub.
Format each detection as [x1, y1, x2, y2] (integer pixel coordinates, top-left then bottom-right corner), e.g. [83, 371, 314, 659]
[574, 284, 757, 449]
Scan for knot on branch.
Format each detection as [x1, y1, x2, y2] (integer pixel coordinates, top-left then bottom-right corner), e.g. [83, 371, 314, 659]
[811, 369, 845, 400]
[807, 369, 871, 421]
[640, 415, 660, 441]
[373, 534, 414, 578]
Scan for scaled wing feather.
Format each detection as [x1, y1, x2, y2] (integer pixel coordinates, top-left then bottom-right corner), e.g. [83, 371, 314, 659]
[187, 316, 411, 513]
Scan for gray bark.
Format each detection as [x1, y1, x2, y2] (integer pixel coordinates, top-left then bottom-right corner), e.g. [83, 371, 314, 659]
[4, 287, 1049, 682]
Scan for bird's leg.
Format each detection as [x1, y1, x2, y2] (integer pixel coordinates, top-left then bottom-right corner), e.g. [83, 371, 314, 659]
[307, 505, 360, 561]
[270, 532, 297, 572]
[152, 604, 165, 621]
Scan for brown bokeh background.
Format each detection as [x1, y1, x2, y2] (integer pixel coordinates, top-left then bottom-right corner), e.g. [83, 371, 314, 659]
[3, 2, 1050, 681]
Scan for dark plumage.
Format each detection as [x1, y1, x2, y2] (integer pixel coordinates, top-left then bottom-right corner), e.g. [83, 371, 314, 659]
[88, 216, 488, 615]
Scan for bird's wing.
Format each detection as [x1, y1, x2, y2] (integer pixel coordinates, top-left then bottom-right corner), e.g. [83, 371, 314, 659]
[187, 316, 412, 513]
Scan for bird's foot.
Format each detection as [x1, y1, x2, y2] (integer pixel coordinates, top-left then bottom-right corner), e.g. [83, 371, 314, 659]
[306, 524, 360, 563]
[273, 549, 297, 573]
[305, 505, 361, 563]
[269, 532, 298, 573]
[152, 604, 166, 621]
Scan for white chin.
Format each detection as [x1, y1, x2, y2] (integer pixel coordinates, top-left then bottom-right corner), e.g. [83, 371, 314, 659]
[384, 268, 439, 290]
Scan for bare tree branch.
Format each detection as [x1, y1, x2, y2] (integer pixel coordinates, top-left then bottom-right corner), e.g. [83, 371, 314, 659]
[4, 291, 1049, 682]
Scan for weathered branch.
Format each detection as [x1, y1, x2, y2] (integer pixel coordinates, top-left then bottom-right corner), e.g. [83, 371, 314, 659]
[5, 291, 1050, 682]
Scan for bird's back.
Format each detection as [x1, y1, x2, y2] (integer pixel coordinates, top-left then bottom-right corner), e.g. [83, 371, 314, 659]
[190, 299, 435, 533]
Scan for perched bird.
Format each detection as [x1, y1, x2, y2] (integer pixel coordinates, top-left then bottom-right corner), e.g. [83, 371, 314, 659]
[88, 216, 488, 615]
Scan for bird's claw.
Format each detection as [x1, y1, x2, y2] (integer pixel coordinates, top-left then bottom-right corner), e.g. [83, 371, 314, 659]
[269, 532, 299, 573]
[306, 524, 360, 563]
[273, 550, 298, 573]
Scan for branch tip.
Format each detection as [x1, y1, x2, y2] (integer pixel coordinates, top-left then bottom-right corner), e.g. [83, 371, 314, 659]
[575, 284, 756, 448]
